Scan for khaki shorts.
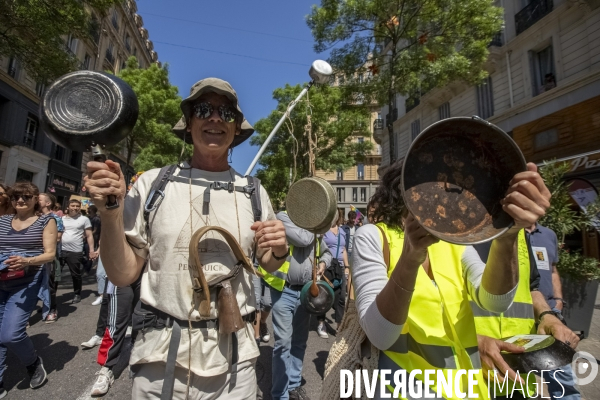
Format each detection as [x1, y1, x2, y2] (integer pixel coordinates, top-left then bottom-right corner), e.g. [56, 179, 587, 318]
[131, 359, 257, 400]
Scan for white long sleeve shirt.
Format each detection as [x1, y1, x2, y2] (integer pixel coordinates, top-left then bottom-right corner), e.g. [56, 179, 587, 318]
[351, 224, 518, 351]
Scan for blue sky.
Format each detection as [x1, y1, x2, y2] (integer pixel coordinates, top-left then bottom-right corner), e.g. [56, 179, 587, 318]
[136, 0, 329, 174]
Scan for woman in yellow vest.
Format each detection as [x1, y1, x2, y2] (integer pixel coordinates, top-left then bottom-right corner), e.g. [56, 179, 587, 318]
[351, 161, 551, 399]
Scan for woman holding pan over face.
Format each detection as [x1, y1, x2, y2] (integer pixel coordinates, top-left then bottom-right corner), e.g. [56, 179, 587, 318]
[349, 159, 551, 399]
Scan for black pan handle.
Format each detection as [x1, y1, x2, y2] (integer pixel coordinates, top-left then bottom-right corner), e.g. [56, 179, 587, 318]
[91, 146, 119, 210]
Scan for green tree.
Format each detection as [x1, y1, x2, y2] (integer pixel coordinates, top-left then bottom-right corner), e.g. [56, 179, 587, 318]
[115, 56, 184, 171]
[539, 161, 600, 281]
[307, 0, 503, 163]
[251, 83, 373, 207]
[0, 0, 119, 83]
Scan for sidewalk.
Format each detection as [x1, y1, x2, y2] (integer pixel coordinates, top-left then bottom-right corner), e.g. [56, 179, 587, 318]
[575, 288, 600, 400]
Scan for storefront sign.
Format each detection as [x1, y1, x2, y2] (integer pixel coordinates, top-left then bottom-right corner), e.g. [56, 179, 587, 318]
[569, 151, 600, 172]
[52, 174, 78, 192]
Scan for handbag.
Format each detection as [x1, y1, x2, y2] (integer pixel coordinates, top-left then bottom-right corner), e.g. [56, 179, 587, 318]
[0, 269, 26, 281]
[320, 225, 391, 400]
[324, 231, 344, 289]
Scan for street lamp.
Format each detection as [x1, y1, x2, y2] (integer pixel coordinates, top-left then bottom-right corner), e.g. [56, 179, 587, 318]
[244, 60, 333, 176]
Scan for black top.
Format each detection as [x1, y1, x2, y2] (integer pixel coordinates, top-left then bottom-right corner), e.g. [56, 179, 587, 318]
[90, 215, 101, 249]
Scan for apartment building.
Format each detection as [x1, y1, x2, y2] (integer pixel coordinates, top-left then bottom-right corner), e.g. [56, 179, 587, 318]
[377, 0, 600, 254]
[315, 107, 382, 218]
[0, 0, 156, 209]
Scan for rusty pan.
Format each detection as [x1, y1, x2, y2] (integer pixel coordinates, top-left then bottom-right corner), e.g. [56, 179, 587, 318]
[401, 116, 526, 245]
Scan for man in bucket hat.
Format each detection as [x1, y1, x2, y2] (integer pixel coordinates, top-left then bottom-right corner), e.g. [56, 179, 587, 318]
[85, 78, 289, 399]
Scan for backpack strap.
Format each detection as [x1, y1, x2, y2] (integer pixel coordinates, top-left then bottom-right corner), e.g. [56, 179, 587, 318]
[246, 176, 262, 222]
[144, 164, 177, 226]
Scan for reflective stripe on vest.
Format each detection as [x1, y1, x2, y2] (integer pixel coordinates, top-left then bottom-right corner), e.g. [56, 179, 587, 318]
[470, 229, 536, 396]
[376, 223, 489, 399]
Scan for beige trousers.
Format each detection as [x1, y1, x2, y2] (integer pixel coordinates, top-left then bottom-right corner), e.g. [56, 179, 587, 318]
[131, 359, 257, 400]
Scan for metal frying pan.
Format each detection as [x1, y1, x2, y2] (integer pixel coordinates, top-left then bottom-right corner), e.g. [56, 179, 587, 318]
[286, 176, 338, 235]
[401, 116, 527, 245]
[286, 176, 338, 313]
[501, 335, 576, 373]
[40, 70, 139, 208]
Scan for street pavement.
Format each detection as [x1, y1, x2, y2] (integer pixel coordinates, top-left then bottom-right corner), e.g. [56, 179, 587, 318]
[3, 266, 599, 399]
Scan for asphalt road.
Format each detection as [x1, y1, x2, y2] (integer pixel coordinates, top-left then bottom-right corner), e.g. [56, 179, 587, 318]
[3, 268, 337, 400]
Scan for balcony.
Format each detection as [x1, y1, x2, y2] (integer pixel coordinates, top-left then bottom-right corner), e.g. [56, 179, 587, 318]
[515, 0, 553, 35]
[373, 118, 384, 144]
[489, 31, 503, 47]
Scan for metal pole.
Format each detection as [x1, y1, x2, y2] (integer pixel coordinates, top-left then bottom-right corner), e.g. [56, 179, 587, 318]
[245, 82, 313, 176]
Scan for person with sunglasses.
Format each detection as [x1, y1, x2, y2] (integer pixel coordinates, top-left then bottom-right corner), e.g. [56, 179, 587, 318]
[0, 182, 58, 397]
[0, 185, 14, 217]
[85, 78, 288, 399]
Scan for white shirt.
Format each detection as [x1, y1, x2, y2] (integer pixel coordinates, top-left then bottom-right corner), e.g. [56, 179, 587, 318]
[124, 163, 276, 377]
[61, 214, 91, 253]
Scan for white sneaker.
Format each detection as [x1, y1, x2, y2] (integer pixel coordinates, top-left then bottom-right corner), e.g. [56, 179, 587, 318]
[90, 367, 114, 396]
[92, 296, 102, 306]
[317, 322, 329, 339]
[81, 335, 102, 349]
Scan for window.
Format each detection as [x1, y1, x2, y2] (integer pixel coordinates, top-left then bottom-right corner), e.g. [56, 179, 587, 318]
[35, 82, 45, 97]
[337, 188, 345, 202]
[353, 188, 358, 202]
[337, 169, 344, 180]
[393, 132, 399, 161]
[16, 168, 34, 182]
[66, 34, 78, 54]
[106, 42, 115, 65]
[111, 8, 120, 31]
[133, 47, 137, 57]
[124, 34, 132, 52]
[69, 151, 80, 168]
[411, 119, 421, 141]
[357, 163, 365, 180]
[8, 57, 18, 78]
[438, 102, 451, 120]
[534, 128, 558, 149]
[54, 145, 65, 161]
[531, 45, 555, 96]
[82, 54, 92, 70]
[476, 76, 494, 119]
[358, 137, 364, 144]
[23, 115, 38, 148]
[360, 188, 367, 202]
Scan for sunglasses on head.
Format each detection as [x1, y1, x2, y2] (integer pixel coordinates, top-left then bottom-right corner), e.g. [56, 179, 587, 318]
[10, 194, 34, 202]
[193, 102, 239, 123]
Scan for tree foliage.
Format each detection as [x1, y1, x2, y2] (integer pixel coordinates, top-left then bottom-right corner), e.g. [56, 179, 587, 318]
[251, 83, 373, 207]
[307, 0, 503, 161]
[539, 161, 600, 281]
[115, 57, 185, 171]
[0, 0, 119, 83]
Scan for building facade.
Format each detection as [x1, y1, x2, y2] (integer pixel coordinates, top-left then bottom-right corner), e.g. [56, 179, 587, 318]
[376, 0, 600, 254]
[315, 108, 382, 219]
[0, 0, 156, 208]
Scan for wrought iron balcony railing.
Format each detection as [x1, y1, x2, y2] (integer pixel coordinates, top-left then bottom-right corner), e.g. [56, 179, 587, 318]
[515, 0, 553, 35]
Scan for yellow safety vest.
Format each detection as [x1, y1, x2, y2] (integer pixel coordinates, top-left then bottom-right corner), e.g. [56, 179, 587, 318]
[257, 245, 294, 292]
[470, 229, 537, 397]
[377, 223, 489, 399]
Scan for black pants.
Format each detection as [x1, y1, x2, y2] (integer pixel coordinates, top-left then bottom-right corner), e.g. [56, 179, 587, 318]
[59, 251, 85, 295]
[96, 274, 142, 368]
[48, 260, 58, 310]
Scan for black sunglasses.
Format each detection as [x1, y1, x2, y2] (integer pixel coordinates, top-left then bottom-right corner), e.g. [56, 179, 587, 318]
[10, 194, 34, 202]
[193, 102, 239, 123]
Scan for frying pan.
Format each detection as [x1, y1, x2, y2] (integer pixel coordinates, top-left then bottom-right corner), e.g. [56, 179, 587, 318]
[40, 70, 139, 208]
[401, 116, 527, 245]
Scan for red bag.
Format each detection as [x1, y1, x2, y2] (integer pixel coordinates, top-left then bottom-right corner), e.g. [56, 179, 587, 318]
[0, 269, 26, 281]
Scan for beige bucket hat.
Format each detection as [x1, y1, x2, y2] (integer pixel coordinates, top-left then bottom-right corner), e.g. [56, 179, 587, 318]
[174, 77, 254, 147]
